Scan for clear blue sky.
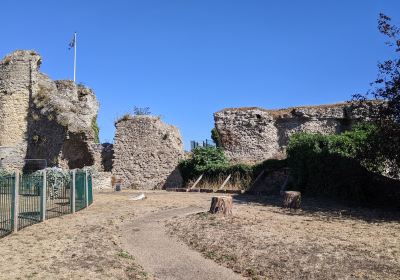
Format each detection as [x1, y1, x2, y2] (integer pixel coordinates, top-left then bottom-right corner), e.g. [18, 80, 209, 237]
[1, 1, 399, 149]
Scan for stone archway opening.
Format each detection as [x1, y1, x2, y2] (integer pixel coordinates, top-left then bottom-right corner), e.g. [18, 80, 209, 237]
[59, 133, 94, 169]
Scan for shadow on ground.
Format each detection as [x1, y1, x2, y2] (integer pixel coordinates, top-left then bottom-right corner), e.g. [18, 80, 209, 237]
[233, 194, 400, 223]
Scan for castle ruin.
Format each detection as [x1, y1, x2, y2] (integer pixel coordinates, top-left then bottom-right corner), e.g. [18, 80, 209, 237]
[0, 49, 380, 189]
[214, 103, 376, 163]
[113, 115, 184, 189]
[0, 50, 101, 171]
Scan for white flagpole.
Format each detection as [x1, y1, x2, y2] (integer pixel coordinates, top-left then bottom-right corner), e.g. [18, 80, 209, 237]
[73, 32, 77, 83]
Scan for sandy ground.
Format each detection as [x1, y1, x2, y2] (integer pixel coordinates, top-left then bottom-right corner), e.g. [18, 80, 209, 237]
[1, 191, 399, 280]
[0, 190, 152, 280]
[167, 195, 400, 280]
[0, 190, 223, 280]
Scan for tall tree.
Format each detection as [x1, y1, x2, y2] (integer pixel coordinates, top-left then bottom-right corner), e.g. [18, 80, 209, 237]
[353, 13, 400, 176]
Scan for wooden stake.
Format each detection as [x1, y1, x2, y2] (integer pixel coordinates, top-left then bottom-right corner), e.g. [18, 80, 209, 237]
[217, 174, 231, 192]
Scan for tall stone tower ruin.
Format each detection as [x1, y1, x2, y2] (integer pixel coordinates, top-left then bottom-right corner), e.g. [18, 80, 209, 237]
[0, 51, 41, 169]
[0, 50, 100, 171]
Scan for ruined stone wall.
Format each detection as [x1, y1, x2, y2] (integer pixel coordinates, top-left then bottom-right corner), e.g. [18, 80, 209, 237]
[214, 103, 374, 163]
[113, 116, 184, 189]
[0, 50, 100, 171]
[0, 51, 40, 170]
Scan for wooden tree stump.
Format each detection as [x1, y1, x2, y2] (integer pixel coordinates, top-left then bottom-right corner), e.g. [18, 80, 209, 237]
[282, 191, 301, 209]
[209, 196, 233, 215]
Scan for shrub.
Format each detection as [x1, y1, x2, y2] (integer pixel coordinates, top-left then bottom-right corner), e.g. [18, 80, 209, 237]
[211, 128, 222, 147]
[287, 124, 400, 208]
[91, 117, 100, 143]
[179, 146, 288, 189]
[179, 147, 229, 181]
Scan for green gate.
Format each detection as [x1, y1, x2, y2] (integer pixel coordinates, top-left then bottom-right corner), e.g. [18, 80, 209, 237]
[75, 171, 86, 211]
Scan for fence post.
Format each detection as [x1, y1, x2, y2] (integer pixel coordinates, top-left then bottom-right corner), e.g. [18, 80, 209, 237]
[71, 170, 76, 213]
[40, 170, 46, 222]
[12, 171, 19, 233]
[85, 170, 89, 208]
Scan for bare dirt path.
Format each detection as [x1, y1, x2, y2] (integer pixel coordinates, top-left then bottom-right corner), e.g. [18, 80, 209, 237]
[122, 206, 245, 280]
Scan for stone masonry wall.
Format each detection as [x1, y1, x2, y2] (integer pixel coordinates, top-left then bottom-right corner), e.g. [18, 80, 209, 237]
[0, 50, 100, 171]
[214, 103, 375, 163]
[113, 116, 184, 189]
[0, 51, 40, 170]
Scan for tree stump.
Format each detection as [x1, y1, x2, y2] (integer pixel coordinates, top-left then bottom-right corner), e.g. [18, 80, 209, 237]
[282, 191, 301, 209]
[209, 196, 233, 215]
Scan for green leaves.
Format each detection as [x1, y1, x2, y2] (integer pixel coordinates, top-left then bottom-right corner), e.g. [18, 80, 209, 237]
[285, 123, 400, 207]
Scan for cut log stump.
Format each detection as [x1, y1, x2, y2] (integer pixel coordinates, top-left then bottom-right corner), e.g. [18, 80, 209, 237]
[282, 191, 301, 209]
[209, 196, 233, 215]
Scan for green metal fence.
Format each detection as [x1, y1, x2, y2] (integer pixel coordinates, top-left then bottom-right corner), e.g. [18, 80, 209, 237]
[18, 174, 42, 230]
[75, 171, 87, 211]
[88, 173, 93, 205]
[46, 173, 71, 219]
[0, 174, 14, 238]
[0, 169, 94, 239]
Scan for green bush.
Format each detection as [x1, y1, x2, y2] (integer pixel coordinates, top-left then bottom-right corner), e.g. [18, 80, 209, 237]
[179, 147, 229, 181]
[287, 124, 400, 208]
[211, 128, 221, 147]
[179, 147, 288, 188]
[91, 117, 100, 143]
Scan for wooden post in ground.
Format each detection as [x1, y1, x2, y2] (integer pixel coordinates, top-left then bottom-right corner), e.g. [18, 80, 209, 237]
[217, 174, 231, 192]
[71, 170, 76, 213]
[282, 191, 301, 209]
[12, 171, 19, 232]
[190, 174, 203, 191]
[40, 170, 47, 221]
[209, 196, 233, 215]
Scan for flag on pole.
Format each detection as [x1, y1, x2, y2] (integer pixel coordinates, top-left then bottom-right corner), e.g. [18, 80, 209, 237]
[68, 34, 76, 50]
[68, 32, 77, 82]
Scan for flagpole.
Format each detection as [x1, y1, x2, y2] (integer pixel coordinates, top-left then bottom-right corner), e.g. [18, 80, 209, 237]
[73, 32, 77, 83]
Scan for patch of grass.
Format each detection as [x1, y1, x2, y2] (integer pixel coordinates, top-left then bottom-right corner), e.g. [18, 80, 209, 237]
[118, 251, 134, 260]
[221, 254, 237, 262]
[25, 272, 39, 279]
[197, 212, 209, 219]
[204, 250, 217, 259]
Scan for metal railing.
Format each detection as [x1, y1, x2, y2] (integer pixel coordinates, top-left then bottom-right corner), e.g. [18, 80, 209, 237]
[0, 175, 14, 238]
[0, 169, 93, 239]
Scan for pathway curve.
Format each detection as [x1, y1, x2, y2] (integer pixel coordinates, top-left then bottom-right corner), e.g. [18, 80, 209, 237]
[122, 206, 244, 280]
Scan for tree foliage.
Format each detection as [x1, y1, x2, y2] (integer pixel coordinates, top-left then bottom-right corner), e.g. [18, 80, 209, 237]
[287, 126, 400, 208]
[179, 146, 288, 187]
[179, 147, 228, 181]
[211, 128, 222, 147]
[353, 13, 400, 173]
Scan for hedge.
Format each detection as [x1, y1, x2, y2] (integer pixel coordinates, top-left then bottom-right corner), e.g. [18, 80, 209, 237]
[179, 146, 287, 188]
[287, 124, 400, 208]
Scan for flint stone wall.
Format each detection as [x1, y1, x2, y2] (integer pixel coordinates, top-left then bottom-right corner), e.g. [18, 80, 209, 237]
[0, 50, 100, 171]
[214, 103, 376, 163]
[113, 116, 184, 189]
